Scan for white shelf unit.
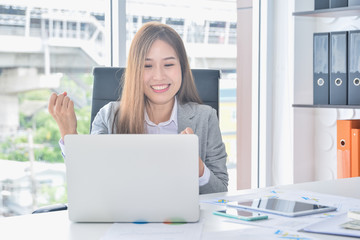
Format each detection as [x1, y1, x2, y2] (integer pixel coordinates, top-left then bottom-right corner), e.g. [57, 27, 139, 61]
[293, 1, 360, 182]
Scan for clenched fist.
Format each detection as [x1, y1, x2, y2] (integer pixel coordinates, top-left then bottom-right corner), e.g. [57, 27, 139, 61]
[48, 92, 78, 141]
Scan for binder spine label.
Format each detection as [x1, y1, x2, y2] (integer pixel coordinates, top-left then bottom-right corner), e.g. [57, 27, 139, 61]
[314, 33, 330, 105]
[348, 31, 360, 105]
[330, 32, 348, 105]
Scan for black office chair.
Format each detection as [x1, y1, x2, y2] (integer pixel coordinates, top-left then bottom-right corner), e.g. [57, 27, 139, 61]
[32, 67, 220, 214]
[91, 67, 220, 130]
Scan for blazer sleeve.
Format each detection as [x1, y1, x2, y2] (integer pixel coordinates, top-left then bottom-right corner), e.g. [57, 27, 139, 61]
[91, 102, 117, 134]
[199, 108, 229, 194]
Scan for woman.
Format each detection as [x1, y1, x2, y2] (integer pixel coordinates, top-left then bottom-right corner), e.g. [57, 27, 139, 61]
[48, 22, 228, 194]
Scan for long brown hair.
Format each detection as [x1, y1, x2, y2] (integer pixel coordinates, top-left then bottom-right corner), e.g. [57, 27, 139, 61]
[115, 22, 201, 134]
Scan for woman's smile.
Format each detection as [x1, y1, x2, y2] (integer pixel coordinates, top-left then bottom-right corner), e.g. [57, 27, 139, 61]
[151, 84, 171, 93]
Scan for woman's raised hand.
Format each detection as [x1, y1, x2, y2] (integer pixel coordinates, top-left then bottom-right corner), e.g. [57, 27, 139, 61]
[48, 92, 78, 141]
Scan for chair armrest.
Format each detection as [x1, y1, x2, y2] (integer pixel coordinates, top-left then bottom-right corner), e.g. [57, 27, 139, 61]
[32, 203, 68, 214]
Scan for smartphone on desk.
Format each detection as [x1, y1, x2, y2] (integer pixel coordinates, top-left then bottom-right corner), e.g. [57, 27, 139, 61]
[213, 208, 268, 221]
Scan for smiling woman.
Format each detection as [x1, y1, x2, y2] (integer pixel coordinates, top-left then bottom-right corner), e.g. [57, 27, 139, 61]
[115, 22, 202, 134]
[48, 22, 229, 194]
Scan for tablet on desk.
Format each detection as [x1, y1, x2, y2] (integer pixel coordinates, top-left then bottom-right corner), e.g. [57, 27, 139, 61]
[227, 198, 337, 217]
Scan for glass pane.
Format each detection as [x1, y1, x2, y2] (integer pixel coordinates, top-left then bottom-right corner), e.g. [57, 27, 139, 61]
[0, 0, 109, 216]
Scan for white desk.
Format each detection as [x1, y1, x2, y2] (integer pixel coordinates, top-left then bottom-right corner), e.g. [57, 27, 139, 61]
[1, 177, 359, 240]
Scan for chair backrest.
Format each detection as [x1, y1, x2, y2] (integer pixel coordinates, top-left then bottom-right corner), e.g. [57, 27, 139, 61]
[91, 67, 220, 130]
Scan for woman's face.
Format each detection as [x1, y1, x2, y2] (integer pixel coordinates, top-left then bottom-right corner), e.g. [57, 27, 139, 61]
[143, 39, 182, 108]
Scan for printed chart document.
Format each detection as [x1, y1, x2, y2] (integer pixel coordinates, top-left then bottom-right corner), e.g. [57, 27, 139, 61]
[302, 213, 360, 238]
[100, 221, 203, 240]
[202, 188, 360, 232]
[202, 227, 320, 240]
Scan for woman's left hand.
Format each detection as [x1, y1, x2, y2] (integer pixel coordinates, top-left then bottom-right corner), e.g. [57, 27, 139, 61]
[180, 127, 205, 177]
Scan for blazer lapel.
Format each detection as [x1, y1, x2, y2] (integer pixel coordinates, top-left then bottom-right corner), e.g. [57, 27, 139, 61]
[177, 103, 196, 133]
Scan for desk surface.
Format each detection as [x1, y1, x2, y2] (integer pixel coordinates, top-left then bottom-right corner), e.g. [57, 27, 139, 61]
[1, 177, 360, 240]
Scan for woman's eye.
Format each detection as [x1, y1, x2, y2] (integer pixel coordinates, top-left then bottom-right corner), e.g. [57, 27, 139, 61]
[165, 64, 174, 67]
[144, 65, 152, 68]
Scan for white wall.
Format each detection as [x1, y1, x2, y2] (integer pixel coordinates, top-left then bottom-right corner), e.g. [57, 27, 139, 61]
[292, 0, 316, 183]
[256, 0, 295, 187]
[269, 0, 295, 186]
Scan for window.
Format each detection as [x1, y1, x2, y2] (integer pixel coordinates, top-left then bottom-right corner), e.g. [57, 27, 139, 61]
[0, 0, 110, 216]
[0, 0, 237, 217]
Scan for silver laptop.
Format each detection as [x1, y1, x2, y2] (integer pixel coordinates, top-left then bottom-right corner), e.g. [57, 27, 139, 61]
[64, 134, 200, 223]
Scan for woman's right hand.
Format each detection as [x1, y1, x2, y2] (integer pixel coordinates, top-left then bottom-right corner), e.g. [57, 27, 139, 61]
[48, 92, 78, 141]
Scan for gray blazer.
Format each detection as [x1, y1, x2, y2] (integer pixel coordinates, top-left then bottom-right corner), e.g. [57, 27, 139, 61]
[91, 101, 229, 194]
